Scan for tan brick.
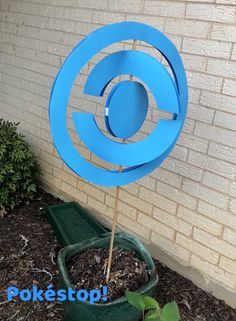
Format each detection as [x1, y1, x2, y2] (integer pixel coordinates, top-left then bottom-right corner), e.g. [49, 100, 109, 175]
[187, 71, 223, 92]
[191, 254, 236, 288]
[31, 136, 54, 154]
[211, 23, 236, 42]
[182, 38, 231, 59]
[219, 256, 236, 276]
[151, 232, 190, 262]
[39, 4, 65, 18]
[87, 196, 109, 215]
[121, 183, 139, 196]
[157, 180, 198, 210]
[165, 19, 210, 38]
[77, 180, 105, 202]
[194, 121, 236, 149]
[118, 215, 150, 240]
[230, 198, 236, 215]
[138, 212, 175, 240]
[178, 133, 209, 153]
[183, 118, 195, 134]
[214, 110, 236, 130]
[93, 12, 125, 25]
[188, 88, 201, 105]
[53, 167, 77, 187]
[48, 43, 71, 57]
[182, 53, 207, 73]
[77, 0, 108, 9]
[153, 207, 193, 237]
[193, 227, 236, 259]
[138, 176, 156, 191]
[182, 179, 229, 210]
[170, 145, 188, 162]
[62, 33, 83, 46]
[176, 233, 219, 264]
[216, 0, 236, 3]
[62, 182, 87, 204]
[186, 4, 236, 23]
[223, 79, 236, 97]
[207, 59, 236, 78]
[41, 173, 62, 190]
[49, 18, 76, 33]
[75, 22, 101, 36]
[229, 183, 236, 198]
[120, 190, 153, 215]
[198, 200, 236, 230]
[177, 206, 223, 237]
[40, 160, 53, 175]
[64, 8, 92, 21]
[232, 44, 236, 61]
[187, 103, 214, 123]
[151, 167, 182, 189]
[105, 195, 137, 220]
[51, 0, 76, 6]
[208, 142, 236, 165]
[223, 228, 236, 246]
[200, 91, 236, 114]
[38, 28, 63, 43]
[139, 186, 177, 215]
[144, 1, 185, 17]
[203, 171, 229, 194]
[189, 149, 235, 180]
[108, 0, 141, 13]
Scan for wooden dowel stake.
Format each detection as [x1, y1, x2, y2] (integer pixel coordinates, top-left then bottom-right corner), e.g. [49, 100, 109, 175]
[105, 40, 137, 284]
[105, 165, 122, 283]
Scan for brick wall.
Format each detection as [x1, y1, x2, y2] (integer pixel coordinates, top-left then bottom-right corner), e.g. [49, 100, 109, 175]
[0, 0, 236, 307]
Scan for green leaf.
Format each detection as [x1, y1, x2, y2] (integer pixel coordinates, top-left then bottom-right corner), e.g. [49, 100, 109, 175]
[125, 291, 145, 311]
[160, 302, 180, 321]
[143, 296, 160, 310]
[27, 184, 37, 193]
[145, 309, 161, 321]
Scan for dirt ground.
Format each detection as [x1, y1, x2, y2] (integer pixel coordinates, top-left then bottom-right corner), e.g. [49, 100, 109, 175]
[0, 189, 235, 321]
[68, 247, 150, 300]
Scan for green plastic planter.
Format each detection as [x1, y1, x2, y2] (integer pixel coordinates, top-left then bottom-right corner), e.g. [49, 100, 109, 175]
[45, 202, 107, 246]
[57, 232, 158, 321]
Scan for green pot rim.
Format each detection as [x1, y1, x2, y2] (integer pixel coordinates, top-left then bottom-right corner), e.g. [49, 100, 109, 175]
[57, 232, 158, 307]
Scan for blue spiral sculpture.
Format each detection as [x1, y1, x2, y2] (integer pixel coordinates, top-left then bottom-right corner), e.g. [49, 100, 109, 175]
[49, 22, 188, 187]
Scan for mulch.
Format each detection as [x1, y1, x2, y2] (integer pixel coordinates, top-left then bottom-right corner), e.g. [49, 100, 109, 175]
[154, 262, 236, 321]
[0, 189, 235, 321]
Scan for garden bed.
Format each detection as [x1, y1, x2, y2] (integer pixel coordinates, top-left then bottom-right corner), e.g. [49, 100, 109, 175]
[0, 189, 235, 321]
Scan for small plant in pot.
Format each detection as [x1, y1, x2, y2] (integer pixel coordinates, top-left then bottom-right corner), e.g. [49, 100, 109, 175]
[125, 291, 180, 321]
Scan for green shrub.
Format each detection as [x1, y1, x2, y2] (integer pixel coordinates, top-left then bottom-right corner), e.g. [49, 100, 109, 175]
[0, 119, 40, 212]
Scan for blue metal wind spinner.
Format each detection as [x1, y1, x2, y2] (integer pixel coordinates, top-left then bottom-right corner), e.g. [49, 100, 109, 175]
[49, 22, 188, 187]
